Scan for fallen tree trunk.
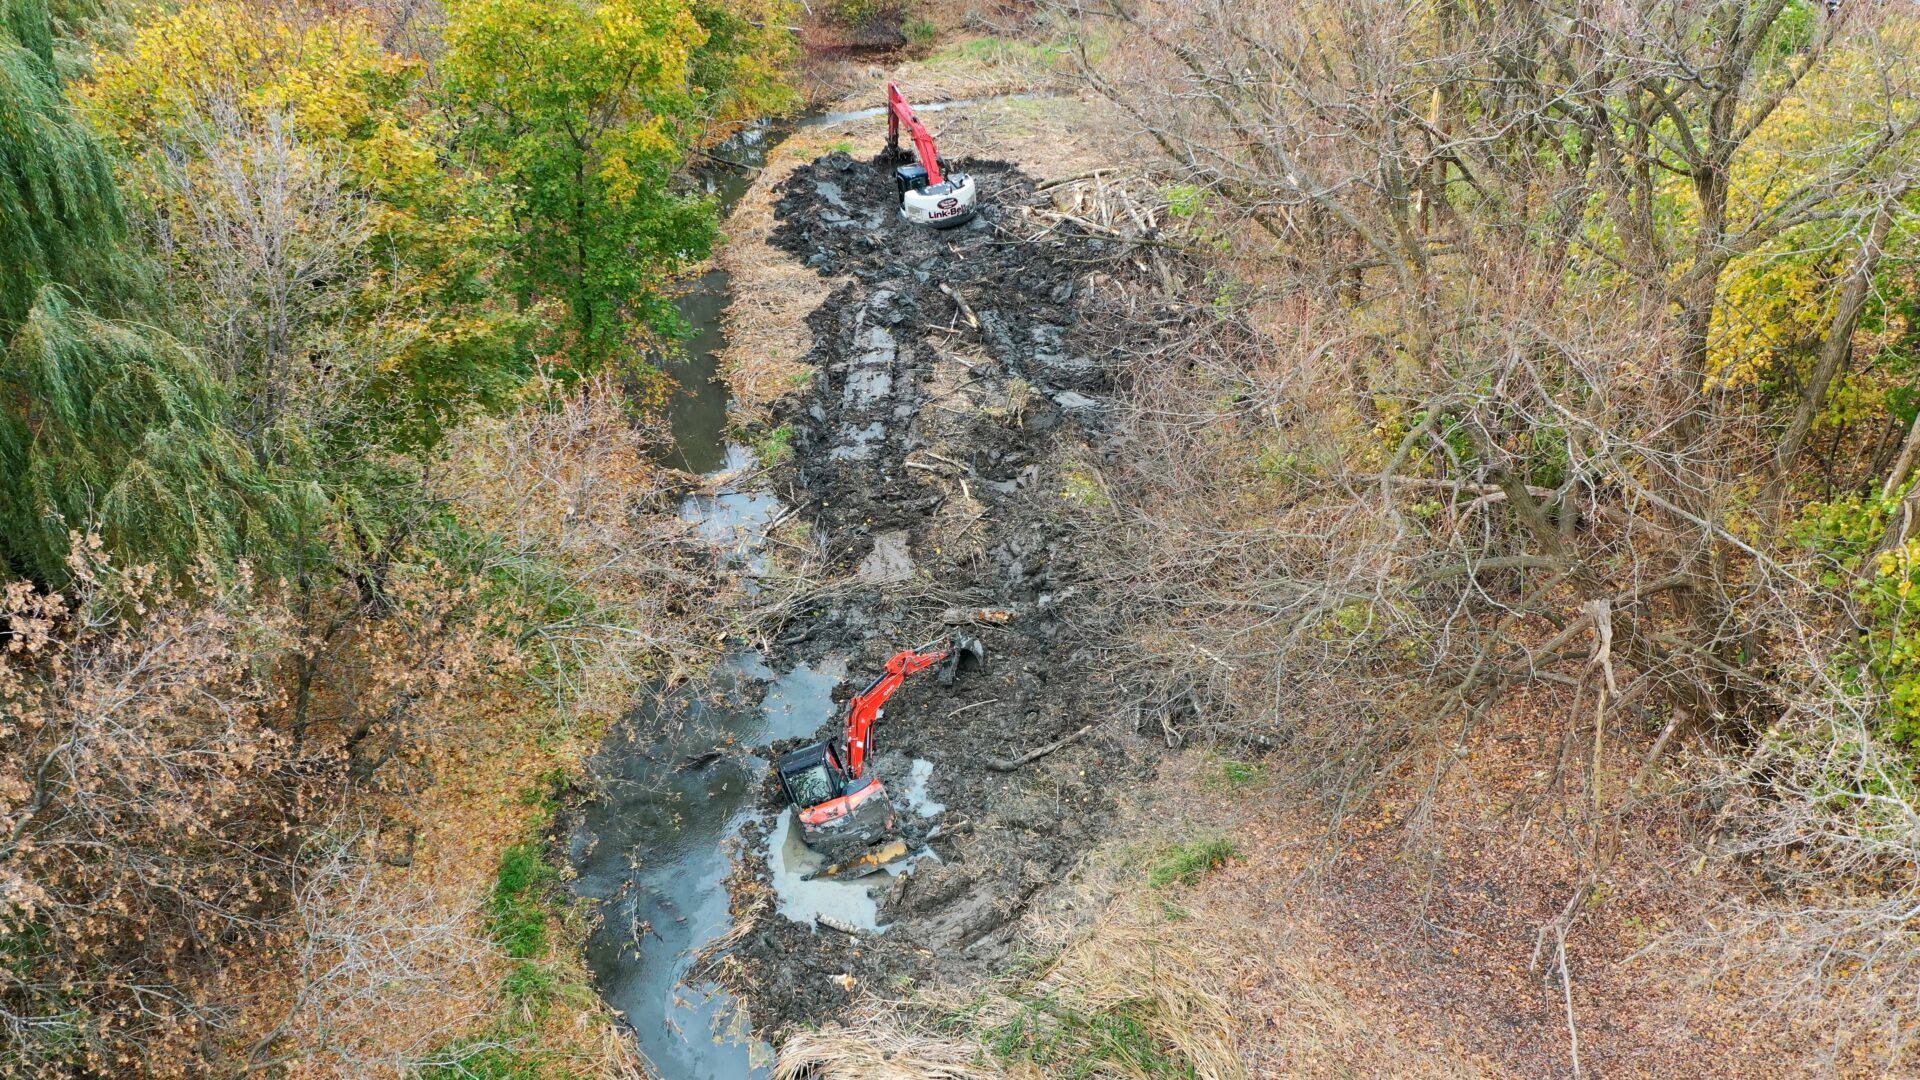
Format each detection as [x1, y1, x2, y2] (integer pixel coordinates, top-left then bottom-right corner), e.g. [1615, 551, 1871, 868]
[987, 723, 1095, 772]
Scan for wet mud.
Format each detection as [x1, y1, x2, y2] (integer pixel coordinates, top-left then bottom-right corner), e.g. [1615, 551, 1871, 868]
[718, 151, 1150, 1033]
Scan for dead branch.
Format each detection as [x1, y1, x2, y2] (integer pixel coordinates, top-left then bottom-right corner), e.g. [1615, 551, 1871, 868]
[986, 723, 1097, 772]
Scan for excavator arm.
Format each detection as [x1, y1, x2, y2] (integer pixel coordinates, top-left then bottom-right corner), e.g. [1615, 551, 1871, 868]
[886, 82, 948, 186]
[844, 638, 958, 780]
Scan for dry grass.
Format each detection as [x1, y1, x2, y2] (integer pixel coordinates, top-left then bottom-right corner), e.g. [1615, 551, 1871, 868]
[271, 692, 633, 1077]
[796, 24, 1078, 110]
[716, 123, 852, 419]
[774, 895, 1243, 1080]
[1026, 903, 1245, 1080]
[776, 1022, 1005, 1080]
[1003, 755, 1485, 1080]
[1095, 743, 1827, 1080]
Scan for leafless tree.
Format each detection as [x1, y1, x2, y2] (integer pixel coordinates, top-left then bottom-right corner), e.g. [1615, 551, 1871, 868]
[0, 551, 305, 1073]
[152, 105, 375, 453]
[1046, 0, 1920, 1061]
[235, 818, 494, 1076]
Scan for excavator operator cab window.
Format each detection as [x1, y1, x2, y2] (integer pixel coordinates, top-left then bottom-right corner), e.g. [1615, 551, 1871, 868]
[894, 164, 929, 196]
[783, 762, 838, 809]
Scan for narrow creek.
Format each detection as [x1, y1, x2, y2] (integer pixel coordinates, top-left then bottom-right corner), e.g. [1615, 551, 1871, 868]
[652, 123, 772, 475]
[568, 115, 939, 1078]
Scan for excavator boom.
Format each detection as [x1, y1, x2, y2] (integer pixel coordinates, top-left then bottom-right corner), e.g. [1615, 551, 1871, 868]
[844, 639, 956, 779]
[886, 83, 947, 186]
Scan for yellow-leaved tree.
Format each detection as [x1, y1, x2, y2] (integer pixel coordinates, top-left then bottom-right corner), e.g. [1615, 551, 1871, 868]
[82, 1, 535, 464]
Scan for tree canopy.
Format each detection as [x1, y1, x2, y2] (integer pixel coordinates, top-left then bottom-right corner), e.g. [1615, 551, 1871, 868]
[0, 0, 130, 329]
[1, 0, 287, 584]
[442, 0, 792, 368]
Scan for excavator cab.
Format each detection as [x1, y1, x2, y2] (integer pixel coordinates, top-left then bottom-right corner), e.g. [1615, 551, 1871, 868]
[893, 162, 931, 198]
[777, 740, 896, 858]
[894, 158, 977, 229]
[777, 743, 843, 809]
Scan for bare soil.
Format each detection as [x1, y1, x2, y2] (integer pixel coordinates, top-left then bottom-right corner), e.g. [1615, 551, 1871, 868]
[713, 149, 1156, 1034]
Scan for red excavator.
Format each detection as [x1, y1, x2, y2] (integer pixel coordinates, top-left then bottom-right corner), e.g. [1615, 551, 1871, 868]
[776, 633, 984, 869]
[885, 82, 979, 228]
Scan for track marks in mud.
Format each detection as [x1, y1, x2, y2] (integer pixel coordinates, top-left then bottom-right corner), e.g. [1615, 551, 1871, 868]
[721, 152, 1152, 1033]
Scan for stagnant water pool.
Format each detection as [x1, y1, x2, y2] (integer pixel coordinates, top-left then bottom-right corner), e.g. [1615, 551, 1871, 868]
[569, 651, 841, 1077]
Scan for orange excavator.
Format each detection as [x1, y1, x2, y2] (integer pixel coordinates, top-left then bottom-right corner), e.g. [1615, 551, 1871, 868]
[776, 634, 984, 869]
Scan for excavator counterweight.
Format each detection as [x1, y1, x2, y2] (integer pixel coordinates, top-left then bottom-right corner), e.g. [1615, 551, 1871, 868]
[775, 633, 984, 861]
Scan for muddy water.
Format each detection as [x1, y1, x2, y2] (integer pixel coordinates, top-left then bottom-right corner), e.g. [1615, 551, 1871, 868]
[572, 121, 812, 1077]
[571, 655, 842, 1077]
[572, 116, 881, 1078]
[655, 123, 780, 474]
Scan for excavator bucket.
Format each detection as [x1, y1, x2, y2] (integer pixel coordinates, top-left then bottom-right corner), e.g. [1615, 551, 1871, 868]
[806, 839, 913, 882]
[938, 633, 986, 687]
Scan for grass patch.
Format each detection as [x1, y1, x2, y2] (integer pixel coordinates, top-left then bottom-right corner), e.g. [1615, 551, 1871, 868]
[986, 995, 1197, 1079]
[515, 768, 569, 814]
[751, 423, 793, 469]
[1148, 838, 1239, 889]
[422, 842, 598, 1076]
[935, 35, 1071, 69]
[821, 0, 905, 28]
[1218, 758, 1263, 789]
[1059, 466, 1110, 508]
[422, 837, 601, 1076]
[502, 959, 562, 1019]
[488, 842, 557, 960]
[418, 1042, 546, 1080]
[1205, 753, 1267, 787]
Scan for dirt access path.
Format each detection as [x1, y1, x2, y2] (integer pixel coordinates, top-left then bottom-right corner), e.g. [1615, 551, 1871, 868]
[709, 132, 1157, 1031]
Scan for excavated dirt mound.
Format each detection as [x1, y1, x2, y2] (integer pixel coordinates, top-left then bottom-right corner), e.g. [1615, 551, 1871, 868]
[719, 152, 1151, 1033]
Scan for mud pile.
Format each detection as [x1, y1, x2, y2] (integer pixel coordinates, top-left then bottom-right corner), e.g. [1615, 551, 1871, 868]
[719, 152, 1150, 1031]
